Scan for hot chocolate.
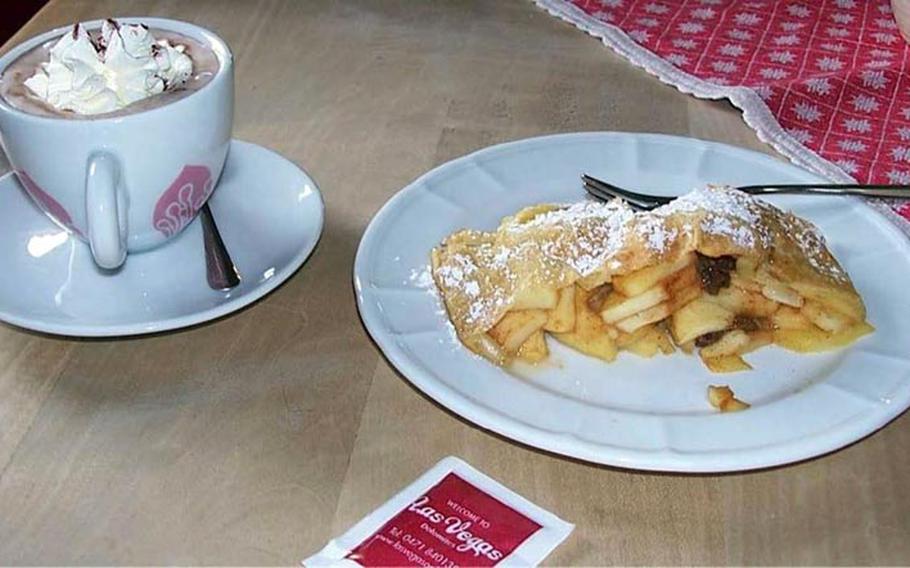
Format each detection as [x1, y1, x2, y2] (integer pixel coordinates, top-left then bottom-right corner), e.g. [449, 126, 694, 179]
[0, 21, 220, 119]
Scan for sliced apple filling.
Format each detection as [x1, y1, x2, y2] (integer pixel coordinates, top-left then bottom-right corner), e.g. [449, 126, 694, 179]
[474, 251, 871, 372]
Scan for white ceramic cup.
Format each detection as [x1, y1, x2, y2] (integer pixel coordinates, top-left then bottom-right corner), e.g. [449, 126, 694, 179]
[0, 18, 233, 269]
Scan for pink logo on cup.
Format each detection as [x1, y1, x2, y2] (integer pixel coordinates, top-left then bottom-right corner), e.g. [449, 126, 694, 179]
[153, 165, 214, 237]
[16, 170, 82, 236]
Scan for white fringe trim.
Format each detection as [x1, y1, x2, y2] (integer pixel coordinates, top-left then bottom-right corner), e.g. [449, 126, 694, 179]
[534, 0, 910, 238]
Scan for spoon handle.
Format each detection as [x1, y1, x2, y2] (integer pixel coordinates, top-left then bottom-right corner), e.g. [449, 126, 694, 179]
[200, 202, 241, 290]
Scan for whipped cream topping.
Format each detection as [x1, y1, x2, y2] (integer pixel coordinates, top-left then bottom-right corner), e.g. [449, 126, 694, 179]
[24, 20, 193, 115]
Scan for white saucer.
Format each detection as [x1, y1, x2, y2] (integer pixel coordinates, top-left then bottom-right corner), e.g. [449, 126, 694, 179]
[0, 140, 324, 336]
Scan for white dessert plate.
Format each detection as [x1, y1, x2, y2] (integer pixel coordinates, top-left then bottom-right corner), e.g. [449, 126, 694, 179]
[354, 132, 910, 472]
[0, 140, 324, 336]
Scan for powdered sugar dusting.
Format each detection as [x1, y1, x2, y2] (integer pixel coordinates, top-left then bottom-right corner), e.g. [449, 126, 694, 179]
[505, 200, 635, 276]
[701, 215, 756, 248]
[634, 214, 679, 252]
[463, 281, 481, 297]
[409, 266, 434, 289]
[436, 254, 476, 290]
[650, 184, 768, 249]
[410, 264, 462, 346]
[436, 242, 515, 328]
[784, 213, 849, 282]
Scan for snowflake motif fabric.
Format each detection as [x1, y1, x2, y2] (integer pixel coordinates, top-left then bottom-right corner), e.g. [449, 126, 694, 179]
[537, 0, 910, 225]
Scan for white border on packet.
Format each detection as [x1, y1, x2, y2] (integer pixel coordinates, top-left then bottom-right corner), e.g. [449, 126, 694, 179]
[303, 456, 574, 567]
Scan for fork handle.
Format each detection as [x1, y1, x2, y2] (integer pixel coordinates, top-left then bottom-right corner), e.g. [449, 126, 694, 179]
[737, 184, 910, 199]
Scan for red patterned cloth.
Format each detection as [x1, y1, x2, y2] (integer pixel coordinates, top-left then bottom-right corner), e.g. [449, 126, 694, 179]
[536, 0, 910, 228]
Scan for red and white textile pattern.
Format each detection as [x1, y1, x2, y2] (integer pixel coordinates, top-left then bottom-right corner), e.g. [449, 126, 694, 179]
[535, 0, 910, 232]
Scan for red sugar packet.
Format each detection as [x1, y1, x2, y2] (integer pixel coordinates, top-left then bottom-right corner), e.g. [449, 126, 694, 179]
[304, 457, 573, 567]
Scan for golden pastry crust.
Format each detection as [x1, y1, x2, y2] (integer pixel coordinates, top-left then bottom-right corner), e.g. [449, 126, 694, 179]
[431, 185, 869, 371]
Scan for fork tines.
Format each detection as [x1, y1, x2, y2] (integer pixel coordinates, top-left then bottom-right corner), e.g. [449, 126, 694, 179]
[582, 174, 669, 210]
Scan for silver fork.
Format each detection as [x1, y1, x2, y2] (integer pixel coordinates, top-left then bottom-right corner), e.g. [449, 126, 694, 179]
[582, 174, 910, 211]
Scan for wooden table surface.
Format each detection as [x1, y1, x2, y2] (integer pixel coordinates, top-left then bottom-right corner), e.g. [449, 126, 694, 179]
[1, 1, 908, 565]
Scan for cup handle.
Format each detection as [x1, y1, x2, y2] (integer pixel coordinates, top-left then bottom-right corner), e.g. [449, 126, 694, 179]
[85, 152, 128, 269]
